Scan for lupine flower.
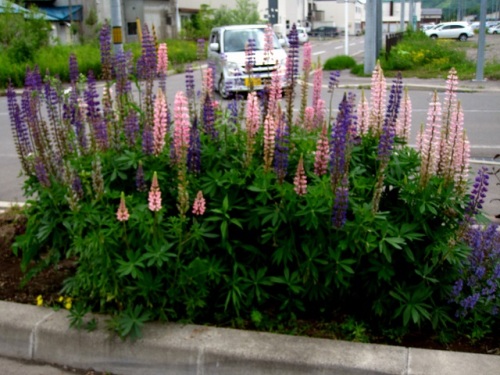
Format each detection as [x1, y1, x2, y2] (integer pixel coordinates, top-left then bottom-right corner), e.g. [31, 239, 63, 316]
[188, 116, 201, 174]
[332, 176, 349, 228]
[85, 71, 108, 150]
[114, 51, 133, 99]
[395, 88, 412, 141]
[418, 91, 442, 187]
[298, 42, 313, 125]
[312, 66, 323, 110]
[185, 64, 195, 103]
[124, 110, 140, 147]
[369, 61, 387, 134]
[202, 93, 217, 139]
[465, 167, 490, 218]
[285, 24, 299, 126]
[263, 113, 276, 171]
[117, 192, 130, 222]
[377, 73, 403, 164]
[246, 91, 260, 138]
[302, 42, 312, 72]
[173, 91, 191, 164]
[192, 190, 206, 216]
[25, 65, 43, 92]
[263, 24, 274, 63]
[357, 90, 370, 135]
[99, 22, 113, 81]
[153, 89, 168, 156]
[274, 114, 290, 183]
[35, 157, 50, 187]
[267, 70, 282, 116]
[328, 70, 341, 93]
[7, 83, 32, 173]
[438, 68, 459, 176]
[142, 123, 154, 155]
[330, 94, 354, 189]
[293, 155, 307, 196]
[91, 156, 104, 200]
[69, 53, 79, 85]
[148, 171, 162, 211]
[314, 123, 330, 176]
[137, 24, 157, 81]
[454, 130, 470, 193]
[197, 38, 206, 61]
[202, 66, 214, 98]
[314, 98, 326, 129]
[304, 107, 315, 130]
[157, 43, 168, 92]
[227, 98, 239, 128]
[136, 161, 147, 192]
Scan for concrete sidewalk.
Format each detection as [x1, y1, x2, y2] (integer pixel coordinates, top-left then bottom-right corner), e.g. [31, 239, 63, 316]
[1, 301, 499, 375]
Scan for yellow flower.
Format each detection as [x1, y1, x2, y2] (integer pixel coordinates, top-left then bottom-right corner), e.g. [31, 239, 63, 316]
[58, 296, 64, 303]
[36, 295, 43, 306]
[64, 297, 72, 310]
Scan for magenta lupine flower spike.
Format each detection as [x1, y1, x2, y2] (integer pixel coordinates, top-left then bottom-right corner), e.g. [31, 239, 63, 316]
[294, 155, 307, 196]
[312, 66, 323, 110]
[267, 70, 282, 116]
[357, 90, 370, 135]
[314, 123, 330, 176]
[117, 192, 130, 222]
[454, 130, 470, 193]
[304, 107, 315, 130]
[153, 89, 168, 156]
[395, 88, 412, 142]
[192, 190, 206, 216]
[148, 171, 162, 212]
[173, 91, 191, 164]
[245, 92, 261, 159]
[314, 98, 326, 130]
[298, 42, 313, 125]
[369, 61, 387, 134]
[157, 43, 168, 93]
[418, 91, 442, 187]
[263, 113, 276, 171]
[438, 68, 459, 174]
[264, 24, 274, 63]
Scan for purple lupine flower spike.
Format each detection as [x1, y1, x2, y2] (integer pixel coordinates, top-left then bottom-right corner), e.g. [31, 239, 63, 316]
[273, 115, 290, 184]
[69, 53, 79, 85]
[99, 22, 113, 81]
[378, 73, 403, 164]
[188, 116, 201, 174]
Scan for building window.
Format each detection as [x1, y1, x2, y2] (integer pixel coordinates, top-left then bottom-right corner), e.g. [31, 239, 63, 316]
[127, 22, 137, 35]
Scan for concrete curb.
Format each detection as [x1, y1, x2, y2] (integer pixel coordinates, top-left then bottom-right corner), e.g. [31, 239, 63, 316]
[0, 301, 499, 375]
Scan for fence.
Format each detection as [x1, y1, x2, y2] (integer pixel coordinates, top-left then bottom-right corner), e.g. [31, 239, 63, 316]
[385, 32, 404, 57]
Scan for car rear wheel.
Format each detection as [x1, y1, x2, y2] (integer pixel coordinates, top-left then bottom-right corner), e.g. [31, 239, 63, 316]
[218, 75, 232, 100]
[458, 34, 468, 41]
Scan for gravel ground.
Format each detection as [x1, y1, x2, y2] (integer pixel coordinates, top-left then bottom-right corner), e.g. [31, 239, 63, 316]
[466, 33, 500, 62]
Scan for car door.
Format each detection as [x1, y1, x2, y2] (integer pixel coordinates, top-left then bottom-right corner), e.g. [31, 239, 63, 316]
[208, 29, 222, 81]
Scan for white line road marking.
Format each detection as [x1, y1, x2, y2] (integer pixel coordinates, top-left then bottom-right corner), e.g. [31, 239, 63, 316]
[313, 51, 325, 56]
[334, 46, 342, 50]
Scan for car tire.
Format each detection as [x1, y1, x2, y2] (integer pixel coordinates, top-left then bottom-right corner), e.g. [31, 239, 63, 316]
[430, 34, 438, 39]
[218, 75, 232, 100]
[458, 34, 468, 41]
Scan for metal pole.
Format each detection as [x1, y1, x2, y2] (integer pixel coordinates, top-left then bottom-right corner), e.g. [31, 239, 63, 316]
[111, 0, 124, 53]
[344, 0, 349, 55]
[475, 0, 487, 81]
[400, 0, 405, 31]
[376, 0, 382, 57]
[364, 0, 376, 74]
[409, 0, 414, 29]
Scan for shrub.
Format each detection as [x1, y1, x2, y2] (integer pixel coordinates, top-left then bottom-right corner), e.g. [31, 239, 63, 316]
[7, 24, 499, 341]
[324, 55, 357, 70]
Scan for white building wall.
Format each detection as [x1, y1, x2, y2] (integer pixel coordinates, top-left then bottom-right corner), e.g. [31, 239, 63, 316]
[314, 0, 364, 36]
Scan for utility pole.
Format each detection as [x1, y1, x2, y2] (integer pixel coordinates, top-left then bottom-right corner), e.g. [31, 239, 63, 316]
[111, 0, 123, 53]
[344, 0, 349, 55]
[376, 0, 382, 57]
[364, 0, 377, 74]
[400, 0, 405, 31]
[475, 0, 487, 81]
[409, 0, 414, 29]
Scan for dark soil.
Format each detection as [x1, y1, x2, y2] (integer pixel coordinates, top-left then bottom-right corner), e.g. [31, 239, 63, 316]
[0, 209, 498, 356]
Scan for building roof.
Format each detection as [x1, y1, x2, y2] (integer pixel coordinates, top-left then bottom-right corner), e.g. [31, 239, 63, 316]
[0, 0, 57, 20]
[39, 5, 83, 22]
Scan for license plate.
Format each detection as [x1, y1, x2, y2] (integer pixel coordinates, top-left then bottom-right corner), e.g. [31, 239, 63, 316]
[244, 77, 262, 87]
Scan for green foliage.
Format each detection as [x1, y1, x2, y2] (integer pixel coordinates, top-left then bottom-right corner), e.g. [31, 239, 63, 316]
[324, 55, 357, 70]
[180, 0, 262, 40]
[0, 4, 52, 63]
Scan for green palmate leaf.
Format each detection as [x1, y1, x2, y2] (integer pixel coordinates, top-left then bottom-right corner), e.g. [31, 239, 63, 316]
[116, 305, 151, 340]
[117, 249, 147, 279]
[143, 243, 175, 267]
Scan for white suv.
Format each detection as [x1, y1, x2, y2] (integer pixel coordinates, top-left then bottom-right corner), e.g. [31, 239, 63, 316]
[425, 22, 474, 41]
[208, 25, 288, 99]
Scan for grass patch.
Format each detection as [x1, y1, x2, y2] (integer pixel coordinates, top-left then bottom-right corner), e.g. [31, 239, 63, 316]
[324, 55, 357, 70]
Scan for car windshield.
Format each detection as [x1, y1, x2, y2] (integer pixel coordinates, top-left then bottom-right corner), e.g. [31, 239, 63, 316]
[223, 29, 281, 53]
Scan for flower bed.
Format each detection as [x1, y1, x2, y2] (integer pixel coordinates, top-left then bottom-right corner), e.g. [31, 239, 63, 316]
[6, 24, 499, 342]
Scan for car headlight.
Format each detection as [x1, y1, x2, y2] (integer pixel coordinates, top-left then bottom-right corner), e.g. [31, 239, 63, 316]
[226, 61, 241, 75]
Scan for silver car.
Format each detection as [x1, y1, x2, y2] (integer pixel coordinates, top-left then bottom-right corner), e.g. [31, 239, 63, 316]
[207, 25, 288, 99]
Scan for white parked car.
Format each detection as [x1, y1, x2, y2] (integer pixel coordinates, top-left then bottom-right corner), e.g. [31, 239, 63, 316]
[488, 25, 500, 34]
[425, 22, 474, 41]
[207, 25, 288, 99]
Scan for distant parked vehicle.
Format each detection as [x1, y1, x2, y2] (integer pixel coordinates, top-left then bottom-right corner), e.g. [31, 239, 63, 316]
[309, 26, 339, 38]
[420, 24, 435, 31]
[488, 25, 500, 34]
[424, 21, 474, 41]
